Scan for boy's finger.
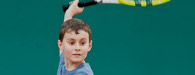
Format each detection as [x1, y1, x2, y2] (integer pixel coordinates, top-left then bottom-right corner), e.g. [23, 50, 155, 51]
[80, 7, 84, 9]
[73, 0, 79, 4]
[69, 1, 73, 5]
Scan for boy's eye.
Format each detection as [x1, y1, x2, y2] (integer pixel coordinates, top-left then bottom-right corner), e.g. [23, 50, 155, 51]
[80, 42, 85, 45]
[69, 42, 75, 45]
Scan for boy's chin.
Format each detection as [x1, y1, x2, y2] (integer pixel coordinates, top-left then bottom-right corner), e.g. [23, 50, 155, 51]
[71, 59, 84, 63]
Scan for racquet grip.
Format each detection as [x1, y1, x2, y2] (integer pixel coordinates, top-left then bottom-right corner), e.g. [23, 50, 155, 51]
[62, 0, 98, 12]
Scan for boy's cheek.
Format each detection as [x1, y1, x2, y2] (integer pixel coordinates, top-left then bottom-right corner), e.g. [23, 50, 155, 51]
[64, 47, 73, 52]
[82, 51, 88, 59]
[64, 49, 73, 58]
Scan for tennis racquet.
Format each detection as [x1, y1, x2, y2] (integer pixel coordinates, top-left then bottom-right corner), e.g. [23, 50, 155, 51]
[62, 0, 170, 12]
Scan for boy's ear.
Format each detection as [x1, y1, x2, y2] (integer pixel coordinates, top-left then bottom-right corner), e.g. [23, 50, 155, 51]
[58, 40, 63, 51]
[88, 40, 92, 52]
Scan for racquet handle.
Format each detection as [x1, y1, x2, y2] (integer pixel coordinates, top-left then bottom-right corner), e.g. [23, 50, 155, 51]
[62, 0, 98, 12]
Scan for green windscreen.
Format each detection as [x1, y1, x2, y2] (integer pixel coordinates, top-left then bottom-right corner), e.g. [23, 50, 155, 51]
[0, 0, 194, 75]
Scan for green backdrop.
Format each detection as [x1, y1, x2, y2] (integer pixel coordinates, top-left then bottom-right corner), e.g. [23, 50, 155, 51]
[0, 0, 195, 75]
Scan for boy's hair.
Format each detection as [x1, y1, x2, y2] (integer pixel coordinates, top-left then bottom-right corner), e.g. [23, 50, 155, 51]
[59, 18, 91, 42]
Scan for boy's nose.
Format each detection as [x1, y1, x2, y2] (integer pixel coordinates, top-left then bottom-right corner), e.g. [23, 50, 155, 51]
[75, 48, 80, 51]
[75, 43, 80, 51]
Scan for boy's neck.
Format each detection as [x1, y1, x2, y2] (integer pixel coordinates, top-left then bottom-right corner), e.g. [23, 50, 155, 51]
[65, 59, 85, 71]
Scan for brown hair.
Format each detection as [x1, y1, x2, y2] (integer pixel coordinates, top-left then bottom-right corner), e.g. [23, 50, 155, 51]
[59, 18, 91, 42]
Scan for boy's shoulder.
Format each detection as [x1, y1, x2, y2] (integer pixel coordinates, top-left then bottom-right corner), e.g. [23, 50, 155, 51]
[74, 63, 94, 75]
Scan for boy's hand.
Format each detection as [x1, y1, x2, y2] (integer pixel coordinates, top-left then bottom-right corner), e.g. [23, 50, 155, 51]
[67, 0, 84, 16]
[64, 0, 84, 22]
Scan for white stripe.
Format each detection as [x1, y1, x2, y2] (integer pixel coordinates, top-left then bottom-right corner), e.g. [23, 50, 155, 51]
[102, 0, 119, 3]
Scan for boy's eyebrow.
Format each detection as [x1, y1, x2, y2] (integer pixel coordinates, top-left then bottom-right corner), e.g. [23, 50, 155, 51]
[67, 38, 87, 41]
[81, 38, 87, 40]
[67, 38, 75, 41]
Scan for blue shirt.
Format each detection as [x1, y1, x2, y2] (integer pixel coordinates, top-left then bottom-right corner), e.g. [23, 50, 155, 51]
[57, 52, 94, 75]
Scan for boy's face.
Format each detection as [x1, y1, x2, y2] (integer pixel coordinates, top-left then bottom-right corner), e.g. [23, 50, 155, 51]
[58, 30, 92, 63]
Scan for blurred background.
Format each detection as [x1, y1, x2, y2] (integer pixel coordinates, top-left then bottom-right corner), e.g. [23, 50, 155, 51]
[0, 0, 195, 75]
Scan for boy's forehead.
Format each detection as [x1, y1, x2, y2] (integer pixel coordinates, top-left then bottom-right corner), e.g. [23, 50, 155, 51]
[64, 30, 89, 40]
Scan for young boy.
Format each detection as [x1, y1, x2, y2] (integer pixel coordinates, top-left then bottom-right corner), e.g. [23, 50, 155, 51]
[57, 0, 93, 75]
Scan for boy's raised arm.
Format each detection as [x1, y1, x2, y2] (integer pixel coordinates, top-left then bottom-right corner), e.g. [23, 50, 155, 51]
[64, 0, 84, 22]
[60, 0, 84, 56]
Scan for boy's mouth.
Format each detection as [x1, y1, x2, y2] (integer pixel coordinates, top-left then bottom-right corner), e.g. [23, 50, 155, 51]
[73, 54, 81, 57]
